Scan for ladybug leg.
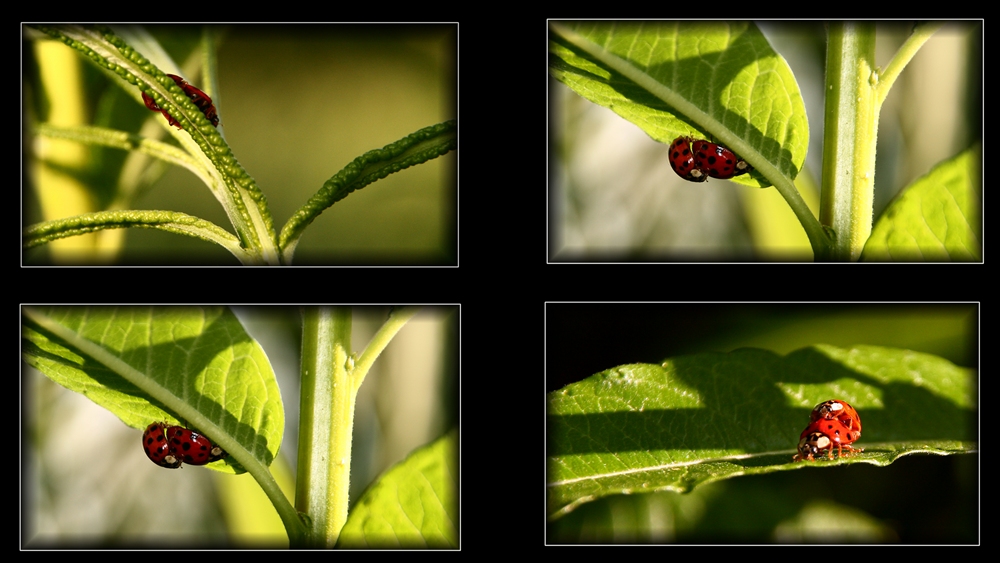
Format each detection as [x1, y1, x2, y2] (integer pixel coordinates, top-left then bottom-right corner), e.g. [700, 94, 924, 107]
[831, 444, 863, 459]
[840, 444, 863, 457]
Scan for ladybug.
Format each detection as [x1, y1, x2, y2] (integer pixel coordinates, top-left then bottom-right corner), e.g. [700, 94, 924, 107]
[692, 139, 751, 180]
[667, 136, 707, 182]
[166, 426, 227, 466]
[793, 418, 863, 461]
[810, 399, 862, 435]
[166, 74, 219, 128]
[141, 74, 219, 130]
[792, 400, 863, 462]
[140, 422, 226, 469]
[668, 136, 750, 182]
[141, 422, 181, 469]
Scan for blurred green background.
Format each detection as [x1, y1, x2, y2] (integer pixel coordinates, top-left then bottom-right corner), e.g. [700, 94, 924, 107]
[547, 304, 977, 543]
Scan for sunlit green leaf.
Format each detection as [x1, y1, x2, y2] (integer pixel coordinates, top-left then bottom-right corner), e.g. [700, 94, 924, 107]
[338, 430, 458, 548]
[862, 145, 981, 261]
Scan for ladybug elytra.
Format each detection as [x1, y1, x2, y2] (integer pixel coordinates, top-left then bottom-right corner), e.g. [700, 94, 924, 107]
[142, 422, 181, 468]
[811, 399, 862, 435]
[167, 426, 227, 466]
[692, 139, 751, 180]
[668, 136, 707, 182]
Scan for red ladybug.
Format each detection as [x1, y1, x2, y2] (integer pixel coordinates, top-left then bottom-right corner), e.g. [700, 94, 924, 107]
[668, 135, 751, 182]
[692, 139, 750, 180]
[166, 426, 227, 466]
[793, 418, 864, 461]
[141, 74, 219, 130]
[792, 400, 863, 462]
[810, 399, 862, 435]
[140, 422, 226, 469]
[667, 136, 707, 182]
[141, 422, 181, 468]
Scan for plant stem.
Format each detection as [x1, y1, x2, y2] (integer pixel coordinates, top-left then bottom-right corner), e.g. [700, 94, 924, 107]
[820, 23, 879, 260]
[295, 307, 356, 547]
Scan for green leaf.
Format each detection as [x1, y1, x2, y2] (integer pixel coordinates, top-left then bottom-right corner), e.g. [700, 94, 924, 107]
[547, 345, 974, 519]
[23, 209, 246, 260]
[278, 120, 457, 262]
[550, 21, 808, 188]
[861, 145, 981, 261]
[22, 306, 284, 474]
[337, 430, 457, 548]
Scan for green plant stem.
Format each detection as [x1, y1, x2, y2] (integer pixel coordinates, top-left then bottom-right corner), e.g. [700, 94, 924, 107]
[294, 307, 420, 547]
[296, 308, 356, 547]
[876, 23, 944, 107]
[352, 306, 420, 392]
[819, 23, 878, 261]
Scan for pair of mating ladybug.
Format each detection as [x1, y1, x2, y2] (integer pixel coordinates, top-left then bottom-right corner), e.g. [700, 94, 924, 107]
[792, 400, 863, 462]
[668, 136, 751, 182]
[141, 74, 219, 130]
[142, 422, 227, 469]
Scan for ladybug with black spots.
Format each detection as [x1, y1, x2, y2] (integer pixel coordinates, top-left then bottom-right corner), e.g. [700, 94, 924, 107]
[167, 426, 227, 466]
[810, 399, 862, 436]
[668, 135, 751, 182]
[692, 139, 751, 180]
[667, 136, 707, 182]
[792, 400, 863, 462]
[141, 422, 227, 469]
[142, 422, 181, 469]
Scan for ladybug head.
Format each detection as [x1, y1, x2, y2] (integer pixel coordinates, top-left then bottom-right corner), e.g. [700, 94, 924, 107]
[797, 431, 831, 460]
